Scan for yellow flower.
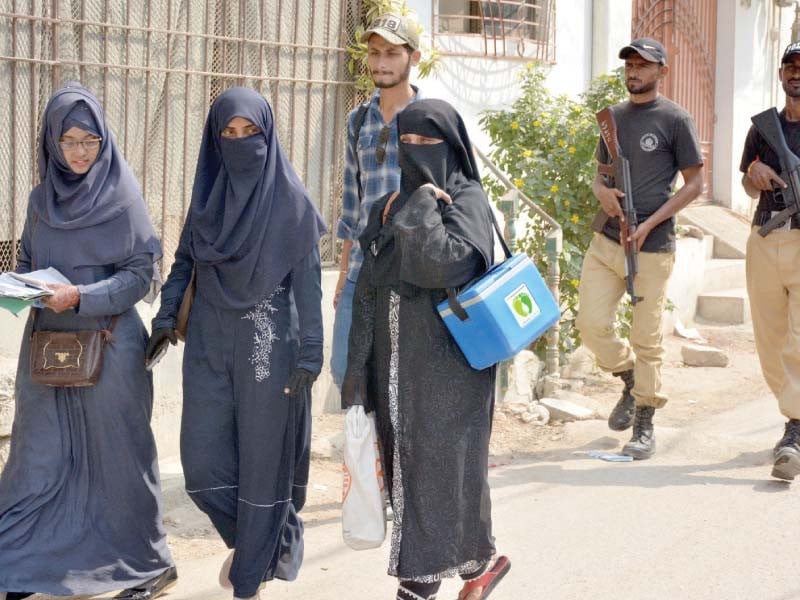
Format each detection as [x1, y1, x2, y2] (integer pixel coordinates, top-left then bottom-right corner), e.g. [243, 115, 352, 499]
[558, 139, 567, 148]
[533, 120, 542, 128]
[510, 121, 519, 130]
[513, 178, 525, 188]
[523, 149, 533, 158]
[569, 128, 577, 135]
[570, 278, 580, 288]
[568, 146, 576, 154]
[550, 184, 559, 193]
[607, 76, 617, 84]
[563, 200, 571, 207]
[571, 214, 580, 224]
[526, 62, 535, 71]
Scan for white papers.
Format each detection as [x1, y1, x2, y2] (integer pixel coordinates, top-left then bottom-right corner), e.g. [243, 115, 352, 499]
[0, 267, 70, 299]
[0, 268, 71, 315]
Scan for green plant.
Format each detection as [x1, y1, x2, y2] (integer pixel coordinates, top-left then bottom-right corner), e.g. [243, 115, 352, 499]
[347, 0, 441, 94]
[480, 64, 628, 358]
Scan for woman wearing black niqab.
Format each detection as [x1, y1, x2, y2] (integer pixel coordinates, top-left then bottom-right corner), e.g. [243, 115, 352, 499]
[148, 87, 325, 600]
[0, 83, 176, 599]
[341, 99, 510, 600]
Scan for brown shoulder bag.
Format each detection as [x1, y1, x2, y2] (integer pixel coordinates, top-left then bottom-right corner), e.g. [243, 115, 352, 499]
[30, 311, 118, 387]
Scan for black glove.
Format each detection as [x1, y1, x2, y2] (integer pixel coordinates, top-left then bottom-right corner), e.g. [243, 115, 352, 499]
[145, 327, 177, 362]
[283, 368, 317, 396]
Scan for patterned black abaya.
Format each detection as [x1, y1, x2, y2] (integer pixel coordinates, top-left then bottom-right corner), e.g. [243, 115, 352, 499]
[341, 99, 497, 582]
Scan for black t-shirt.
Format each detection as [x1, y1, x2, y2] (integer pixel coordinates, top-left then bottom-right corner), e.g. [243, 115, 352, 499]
[739, 109, 800, 212]
[596, 96, 704, 252]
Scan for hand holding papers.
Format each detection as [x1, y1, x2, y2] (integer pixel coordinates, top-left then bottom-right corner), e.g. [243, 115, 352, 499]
[0, 267, 71, 315]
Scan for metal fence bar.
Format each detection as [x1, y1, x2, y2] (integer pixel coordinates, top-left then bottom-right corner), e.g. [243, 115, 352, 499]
[0, 11, 352, 54]
[0, 54, 356, 84]
[8, 0, 18, 271]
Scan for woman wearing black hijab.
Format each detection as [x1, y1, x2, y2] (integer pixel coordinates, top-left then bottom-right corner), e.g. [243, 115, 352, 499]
[341, 99, 510, 600]
[147, 87, 325, 600]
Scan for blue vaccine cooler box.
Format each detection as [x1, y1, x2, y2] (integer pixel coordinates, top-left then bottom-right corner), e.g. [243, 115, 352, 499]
[437, 253, 559, 370]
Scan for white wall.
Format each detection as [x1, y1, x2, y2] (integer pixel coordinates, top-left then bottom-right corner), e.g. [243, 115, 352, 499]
[713, 0, 795, 214]
[590, 0, 633, 78]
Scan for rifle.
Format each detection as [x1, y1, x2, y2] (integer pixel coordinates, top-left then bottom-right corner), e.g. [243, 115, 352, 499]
[593, 107, 643, 305]
[750, 107, 800, 237]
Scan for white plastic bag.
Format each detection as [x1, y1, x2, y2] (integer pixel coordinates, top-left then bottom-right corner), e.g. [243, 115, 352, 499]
[342, 405, 386, 550]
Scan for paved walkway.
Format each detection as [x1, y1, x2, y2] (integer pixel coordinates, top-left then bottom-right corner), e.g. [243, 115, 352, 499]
[31, 390, 799, 600]
[158, 391, 798, 600]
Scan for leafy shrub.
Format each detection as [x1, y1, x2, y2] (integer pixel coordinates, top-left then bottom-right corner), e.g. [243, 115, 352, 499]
[481, 64, 628, 357]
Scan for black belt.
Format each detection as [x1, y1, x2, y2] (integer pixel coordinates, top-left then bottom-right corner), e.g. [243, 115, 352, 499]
[752, 209, 800, 230]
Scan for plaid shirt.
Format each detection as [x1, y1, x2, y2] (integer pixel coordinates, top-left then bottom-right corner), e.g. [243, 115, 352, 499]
[336, 87, 423, 282]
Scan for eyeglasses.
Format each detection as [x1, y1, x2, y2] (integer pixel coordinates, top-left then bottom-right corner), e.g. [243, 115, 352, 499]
[58, 138, 102, 152]
[375, 126, 390, 165]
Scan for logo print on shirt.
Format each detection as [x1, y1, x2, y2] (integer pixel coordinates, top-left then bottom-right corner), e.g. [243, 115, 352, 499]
[640, 133, 659, 152]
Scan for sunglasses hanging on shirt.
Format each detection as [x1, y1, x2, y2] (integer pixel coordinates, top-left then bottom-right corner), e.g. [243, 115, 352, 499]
[375, 126, 390, 165]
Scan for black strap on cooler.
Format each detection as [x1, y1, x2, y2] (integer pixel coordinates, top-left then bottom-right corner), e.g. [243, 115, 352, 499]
[446, 202, 513, 322]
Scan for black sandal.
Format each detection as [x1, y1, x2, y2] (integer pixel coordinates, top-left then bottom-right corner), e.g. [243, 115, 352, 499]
[113, 566, 178, 600]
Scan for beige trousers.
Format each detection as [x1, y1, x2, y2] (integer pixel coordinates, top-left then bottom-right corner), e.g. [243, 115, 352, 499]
[746, 227, 800, 419]
[576, 233, 675, 408]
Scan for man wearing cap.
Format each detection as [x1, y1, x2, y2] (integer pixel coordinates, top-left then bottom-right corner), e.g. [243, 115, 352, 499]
[575, 37, 704, 459]
[740, 41, 800, 481]
[330, 13, 424, 391]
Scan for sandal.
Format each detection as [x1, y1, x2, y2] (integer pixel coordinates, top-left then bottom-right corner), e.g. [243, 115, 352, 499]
[457, 556, 511, 600]
[113, 566, 178, 599]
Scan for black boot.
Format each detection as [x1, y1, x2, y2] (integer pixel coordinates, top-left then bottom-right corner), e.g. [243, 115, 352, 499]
[772, 419, 800, 481]
[608, 369, 635, 431]
[622, 406, 655, 460]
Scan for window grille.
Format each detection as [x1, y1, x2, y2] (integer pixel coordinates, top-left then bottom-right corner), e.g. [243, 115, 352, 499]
[432, 0, 556, 61]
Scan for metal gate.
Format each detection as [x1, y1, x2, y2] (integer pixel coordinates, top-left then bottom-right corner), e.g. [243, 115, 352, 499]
[632, 0, 716, 193]
[0, 0, 360, 272]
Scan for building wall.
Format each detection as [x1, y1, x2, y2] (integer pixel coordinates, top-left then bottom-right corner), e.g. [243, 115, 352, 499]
[713, 0, 795, 215]
[591, 0, 634, 78]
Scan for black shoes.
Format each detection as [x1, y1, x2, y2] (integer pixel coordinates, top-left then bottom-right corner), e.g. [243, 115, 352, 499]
[114, 566, 178, 600]
[608, 369, 635, 431]
[772, 419, 800, 481]
[622, 406, 656, 460]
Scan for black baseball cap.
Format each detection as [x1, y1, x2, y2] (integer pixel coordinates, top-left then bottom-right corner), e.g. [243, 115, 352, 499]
[619, 37, 667, 65]
[782, 41, 800, 63]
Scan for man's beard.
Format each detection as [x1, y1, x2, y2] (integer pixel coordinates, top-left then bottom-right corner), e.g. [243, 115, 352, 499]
[783, 79, 800, 98]
[626, 79, 657, 95]
[373, 59, 412, 89]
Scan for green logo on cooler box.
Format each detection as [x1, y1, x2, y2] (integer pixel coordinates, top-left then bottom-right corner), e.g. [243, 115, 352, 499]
[505, 284, 540, 327]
